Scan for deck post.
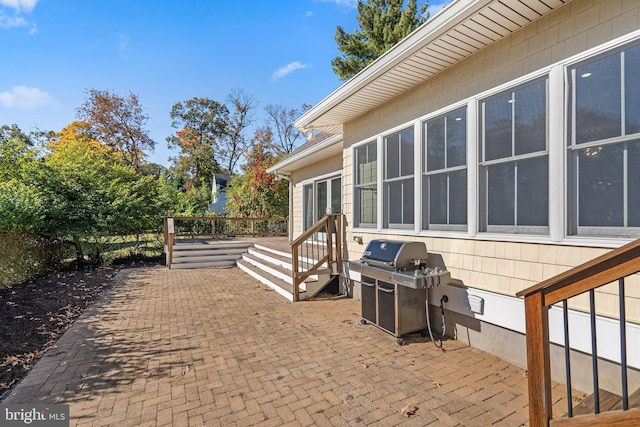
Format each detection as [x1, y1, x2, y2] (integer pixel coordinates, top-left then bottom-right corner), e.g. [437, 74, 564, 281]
[167, 217, 175, 269]
[292, 244, 300, 302]
[524, 291, 552, 427]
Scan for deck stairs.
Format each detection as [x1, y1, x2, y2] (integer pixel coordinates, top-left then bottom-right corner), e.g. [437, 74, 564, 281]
[237, 242, 333, 302]
[169, 239, 252, 269]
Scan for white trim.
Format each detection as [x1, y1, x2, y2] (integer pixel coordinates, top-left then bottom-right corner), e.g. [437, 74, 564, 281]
[294, 0, 483, 131]
[428, 283, 640, 369]
[549, 64, 565, 243]
[467, 99, 478, 237]
[414, 121, 421, 234]
[377, 135, 384, 232]
[267, 134, 343, 174]
[300, 170, 342, 187]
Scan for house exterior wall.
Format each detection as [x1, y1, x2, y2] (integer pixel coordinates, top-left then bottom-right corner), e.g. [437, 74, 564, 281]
[289, 153, 343, 238]
[335, 0, 640, 388]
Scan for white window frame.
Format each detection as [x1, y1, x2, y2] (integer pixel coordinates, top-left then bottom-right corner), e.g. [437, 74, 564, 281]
[301, 171, 342, 231]
[383, 125, 415, 229]
[422, 106, 468, 232]
[353, 140, 378, 229]
[478, 77, 550, 235]
[566, 39, 640, 238]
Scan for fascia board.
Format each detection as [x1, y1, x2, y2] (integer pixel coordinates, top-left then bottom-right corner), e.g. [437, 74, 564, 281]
[267, 134, 343, 175]
[294, 0, 485, 131]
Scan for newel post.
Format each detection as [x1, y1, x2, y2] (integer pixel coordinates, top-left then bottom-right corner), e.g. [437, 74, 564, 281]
[524, 291, 552, 427]
[291, 243, 300, 302]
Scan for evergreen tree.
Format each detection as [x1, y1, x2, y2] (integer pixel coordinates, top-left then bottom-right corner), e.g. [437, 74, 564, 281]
[332, 0, 429, 80]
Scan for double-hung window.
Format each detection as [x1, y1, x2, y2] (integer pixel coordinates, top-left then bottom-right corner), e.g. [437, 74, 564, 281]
[568, 42, 640, 236]
[354, 141, 377, 227]
[422, 107, 467, 231]
[384, 126, 414, 228]
[479, 78, 549, 234]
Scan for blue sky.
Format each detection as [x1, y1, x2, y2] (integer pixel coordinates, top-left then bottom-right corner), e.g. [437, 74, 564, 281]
[0, 0, 452, 166]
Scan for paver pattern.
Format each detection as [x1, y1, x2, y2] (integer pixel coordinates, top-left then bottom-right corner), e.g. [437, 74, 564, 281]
[3, 266, 569, 426]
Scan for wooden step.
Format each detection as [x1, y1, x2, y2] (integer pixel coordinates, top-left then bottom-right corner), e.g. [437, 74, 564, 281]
[171, 260, 236, 269]
[573, 388, 640, 416]
[237, 258, 305, 302]
[241, 252, 295, 284]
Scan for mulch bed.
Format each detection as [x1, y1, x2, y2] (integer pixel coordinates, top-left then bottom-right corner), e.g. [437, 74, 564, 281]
[0, 258, 161, 401]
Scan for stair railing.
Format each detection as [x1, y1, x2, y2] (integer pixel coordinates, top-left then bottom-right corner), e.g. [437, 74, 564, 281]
[516, 238, 640, 427]
[290, 214, 343, 302]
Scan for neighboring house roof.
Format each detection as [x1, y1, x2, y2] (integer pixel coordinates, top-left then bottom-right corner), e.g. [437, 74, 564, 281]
[267, 132, 343, 176]
[295, 0, 571, 134]
[213, 172, 231, 183]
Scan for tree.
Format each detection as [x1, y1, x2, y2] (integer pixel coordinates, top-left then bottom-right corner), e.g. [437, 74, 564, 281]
[167, 98, 228, 190]
[76, 89, 155, 171]
[226, 128, 288, 218]
[0, 125, 44, 231]
[0, 124, 35, 181]
[219, 89, 256, 174]
[332, 0, 429, 80]
[39, 121, 160, 261]
[263, 103, 311, 155]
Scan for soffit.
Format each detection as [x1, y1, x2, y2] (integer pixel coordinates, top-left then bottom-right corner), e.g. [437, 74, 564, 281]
[296, 0, 570, 134]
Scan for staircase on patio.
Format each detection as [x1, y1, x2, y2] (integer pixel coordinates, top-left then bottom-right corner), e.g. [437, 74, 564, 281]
[163, 215, 343, 302]
[237, 241, 333, 302]
[517, 238, 640, 427]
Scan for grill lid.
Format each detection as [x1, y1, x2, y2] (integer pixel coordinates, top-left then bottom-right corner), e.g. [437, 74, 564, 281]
[361, 239, 429, 271]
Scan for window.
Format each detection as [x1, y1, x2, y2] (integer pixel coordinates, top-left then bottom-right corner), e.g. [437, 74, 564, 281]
[303, 183, 314, 230]
[422, 107, 467, 230]
[479, 79, 549, 233]
[568, 42, 640, 236]
[354, 141, 377, 227]
[303, 176, 342, 231]
[384, 127, 414, 228]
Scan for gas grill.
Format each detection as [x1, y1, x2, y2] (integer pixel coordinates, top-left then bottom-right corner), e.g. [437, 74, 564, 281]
[348, 239, 451, 345]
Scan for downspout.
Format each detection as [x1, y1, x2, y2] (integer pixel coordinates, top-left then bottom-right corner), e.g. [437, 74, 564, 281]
[273, 170, 293, 241]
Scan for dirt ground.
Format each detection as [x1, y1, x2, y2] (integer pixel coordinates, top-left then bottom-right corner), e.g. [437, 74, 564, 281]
[0, 258, 162, 401]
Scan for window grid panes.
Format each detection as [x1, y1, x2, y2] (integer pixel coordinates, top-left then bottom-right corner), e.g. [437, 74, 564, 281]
[422, 107, 467, 230]
[384, 127, 414, 228]
[569, 42, 640, 236]
[480, 78, 549, 233]
[354, 141, 377, 227]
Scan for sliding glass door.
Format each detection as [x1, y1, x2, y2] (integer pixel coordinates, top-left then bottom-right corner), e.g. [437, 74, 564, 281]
[303, 175, 341, 231]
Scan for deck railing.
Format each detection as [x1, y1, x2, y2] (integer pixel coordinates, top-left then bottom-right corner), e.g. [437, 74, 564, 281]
[290, 214, 343, 302]
[516, 238, 640, 427]
[163, 216, 288, 267]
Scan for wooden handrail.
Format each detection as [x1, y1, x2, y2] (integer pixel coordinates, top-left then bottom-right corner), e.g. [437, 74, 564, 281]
[518, 238, 640, 427]
[290, 214, 343, 302]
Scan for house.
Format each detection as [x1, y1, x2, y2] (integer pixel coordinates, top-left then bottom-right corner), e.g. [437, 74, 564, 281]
[268, 0, 640, 399]
[210, 172, 230, 215]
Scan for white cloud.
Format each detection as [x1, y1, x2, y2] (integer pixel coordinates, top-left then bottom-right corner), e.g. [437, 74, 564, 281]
[272, 61, 310, 81]
[0, 0, 38, 13]
[0, 0, 37, 33]
[0, 86, 56, 110]
[0, 13, 26, 28]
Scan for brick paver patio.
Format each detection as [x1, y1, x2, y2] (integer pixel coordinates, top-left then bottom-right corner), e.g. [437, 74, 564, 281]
[2, 266, 568, 426]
